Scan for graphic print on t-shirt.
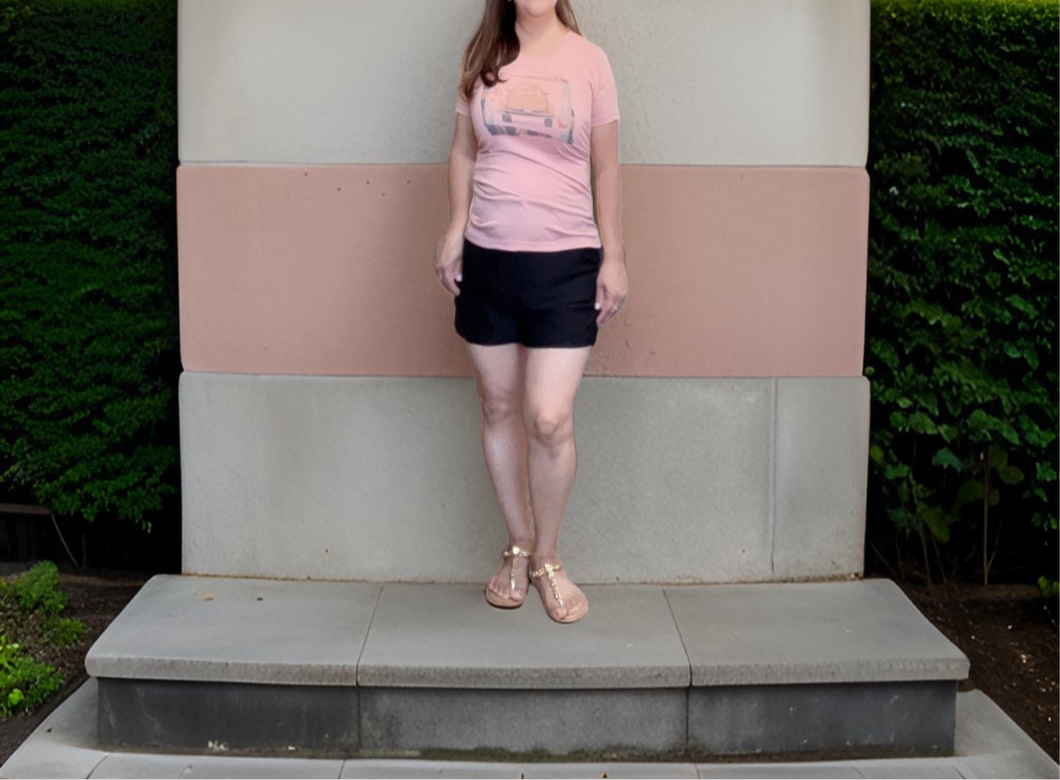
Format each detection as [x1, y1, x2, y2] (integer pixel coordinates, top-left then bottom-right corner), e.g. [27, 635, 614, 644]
[481, 74, 574, 144]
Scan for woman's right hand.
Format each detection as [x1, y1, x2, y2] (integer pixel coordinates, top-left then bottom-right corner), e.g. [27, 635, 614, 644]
[433, 226, 465, 296]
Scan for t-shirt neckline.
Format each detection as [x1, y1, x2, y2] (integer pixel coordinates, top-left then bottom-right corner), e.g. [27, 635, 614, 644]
[515, 27, 573, 63]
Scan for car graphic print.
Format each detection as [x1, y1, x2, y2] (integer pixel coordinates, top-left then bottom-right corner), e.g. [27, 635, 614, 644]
[481, 74, 575, 144]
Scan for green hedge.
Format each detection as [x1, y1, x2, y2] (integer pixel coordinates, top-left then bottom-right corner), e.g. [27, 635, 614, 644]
[866, 0, 1058, 583]
[0, 0, 179, 530]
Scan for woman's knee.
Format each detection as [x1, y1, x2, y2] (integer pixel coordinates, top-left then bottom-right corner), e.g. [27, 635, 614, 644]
[478, 390, 520, 426]
[524, 404, 573, 445]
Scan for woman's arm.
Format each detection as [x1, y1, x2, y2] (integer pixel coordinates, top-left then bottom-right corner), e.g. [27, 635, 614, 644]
[447, 113, 477, 237]
[591, 121, 623, 261]
[590, 120, 628, 325]
[434, 113, 477, 296]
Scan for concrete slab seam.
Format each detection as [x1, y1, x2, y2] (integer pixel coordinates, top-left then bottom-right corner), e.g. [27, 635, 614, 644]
[858, 379, 871, 578]
[81, 754, 109, 780]
[661, 589, 695, 733]
[771, 375, 780, 576]
[354, 580, 383, 686]
[661, 586, 695, 708]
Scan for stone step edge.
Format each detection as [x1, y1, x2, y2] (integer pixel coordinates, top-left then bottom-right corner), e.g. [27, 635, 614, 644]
[84, 576, 971, 689]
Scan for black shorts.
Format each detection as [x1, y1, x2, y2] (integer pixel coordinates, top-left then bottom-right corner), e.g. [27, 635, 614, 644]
[454, 237, 604, 348]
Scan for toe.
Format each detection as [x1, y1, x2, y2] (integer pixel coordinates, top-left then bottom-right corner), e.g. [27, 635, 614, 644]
[550, 596, 568, 618]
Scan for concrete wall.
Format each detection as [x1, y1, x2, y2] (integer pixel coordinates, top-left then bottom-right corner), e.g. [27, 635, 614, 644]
[177, 0, 871, 582]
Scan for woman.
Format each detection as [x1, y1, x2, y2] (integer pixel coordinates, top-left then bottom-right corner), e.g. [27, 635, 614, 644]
[433, 0, 626, 624]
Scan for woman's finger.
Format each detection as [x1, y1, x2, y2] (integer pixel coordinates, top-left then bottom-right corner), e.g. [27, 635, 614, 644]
[595, 284, 609, 325]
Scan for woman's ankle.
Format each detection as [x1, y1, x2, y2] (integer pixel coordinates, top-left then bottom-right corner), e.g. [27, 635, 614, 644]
[531, 550, 559, 567]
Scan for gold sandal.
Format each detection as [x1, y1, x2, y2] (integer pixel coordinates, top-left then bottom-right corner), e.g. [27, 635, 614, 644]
[529, 560, 588, 624]
[484, 544, 532, 609]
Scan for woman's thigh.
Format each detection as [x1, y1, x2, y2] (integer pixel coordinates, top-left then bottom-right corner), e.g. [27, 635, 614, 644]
[465, 342, 526, 417]
[523, 346, 593, 428]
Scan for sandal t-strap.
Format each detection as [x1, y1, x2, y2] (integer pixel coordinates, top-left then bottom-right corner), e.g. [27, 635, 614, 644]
[529, 561, 566, 610]
[502, 545, 532, 596]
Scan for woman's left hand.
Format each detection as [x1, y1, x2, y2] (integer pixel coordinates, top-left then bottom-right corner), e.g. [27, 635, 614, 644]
[595, 247, 628, 327]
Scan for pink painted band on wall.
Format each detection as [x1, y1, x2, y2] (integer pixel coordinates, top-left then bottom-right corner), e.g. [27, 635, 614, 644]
[177, 164, 868, 377]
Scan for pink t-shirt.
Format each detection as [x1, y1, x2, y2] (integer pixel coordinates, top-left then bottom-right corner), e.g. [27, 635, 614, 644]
[455, 29, 620, 252]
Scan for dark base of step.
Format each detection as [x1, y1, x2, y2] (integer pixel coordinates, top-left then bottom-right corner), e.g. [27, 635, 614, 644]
[358, 686, 686, 755]
[96, 678, 956, 761]
[97, 678, 359, 757]
[690, 680, 957, 757]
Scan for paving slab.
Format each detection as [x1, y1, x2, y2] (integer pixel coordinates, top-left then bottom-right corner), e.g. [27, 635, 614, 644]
[357, 582, 690, 688]
[697, 764, 863, 778]
[90, 752, 344, 779]
[696, 760, 968, 779]
[519, 762, 700, 778]
[84, 574, 380, 685]
[0, 679, 107, 780]
[664, 578, 970, 685]
[340, 759, 526, 778]
[853, 760, 965, 777]
[90, 754, 343, 775]
[950, 688, 1060, 779]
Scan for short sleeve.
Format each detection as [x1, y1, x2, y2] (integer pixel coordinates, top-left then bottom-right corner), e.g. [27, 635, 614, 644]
[455, 83, 471, 117]
[590, 49, 620, 127]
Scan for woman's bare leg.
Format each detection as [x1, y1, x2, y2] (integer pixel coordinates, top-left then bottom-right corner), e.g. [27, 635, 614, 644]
[523, 345, 592, 619]
[466, 342, 535, 602]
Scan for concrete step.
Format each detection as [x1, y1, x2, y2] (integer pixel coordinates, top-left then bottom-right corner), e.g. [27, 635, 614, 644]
[83, 575, 969, 761]
[5, 679, 1058, 779]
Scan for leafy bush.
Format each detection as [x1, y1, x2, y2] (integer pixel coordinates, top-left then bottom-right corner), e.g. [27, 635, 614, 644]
[8, 561, 66, 615]
[1038, 576, 1059, 599]
[42, 615, 86, 648]
[0, 635, 63, 717]
[867, 0, 1058, 584]
[0, 0, 180, 531]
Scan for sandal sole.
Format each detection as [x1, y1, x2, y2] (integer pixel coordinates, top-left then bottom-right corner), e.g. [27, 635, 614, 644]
[484, 585, 527, 609]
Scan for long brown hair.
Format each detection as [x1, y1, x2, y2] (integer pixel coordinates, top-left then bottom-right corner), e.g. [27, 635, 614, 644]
[457, 0, 582, 102]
